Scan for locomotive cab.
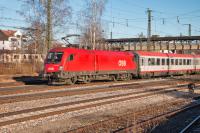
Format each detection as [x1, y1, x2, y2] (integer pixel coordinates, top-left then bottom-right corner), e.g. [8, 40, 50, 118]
[43, 50, 66, 83]
[45, 51, 64, 72]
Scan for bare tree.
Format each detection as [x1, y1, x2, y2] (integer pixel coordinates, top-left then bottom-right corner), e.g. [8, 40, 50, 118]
[79, 0, 107, 50]
[18, 0, 71, 54]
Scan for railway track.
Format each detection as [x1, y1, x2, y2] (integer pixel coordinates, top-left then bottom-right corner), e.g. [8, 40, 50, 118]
[0, 79, 191, 104]
[0, 83, 196, 129]
[0, 80, 162, 95]
[67, 97, 200, 133]
[0, 78, 172, 95]
[179, 115, 200, 133]
[0, 82, 25, 88]
[0, 75, 197, 96]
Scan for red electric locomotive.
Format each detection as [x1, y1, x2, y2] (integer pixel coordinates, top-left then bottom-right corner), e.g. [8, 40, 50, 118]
[43, 48, 137, 84]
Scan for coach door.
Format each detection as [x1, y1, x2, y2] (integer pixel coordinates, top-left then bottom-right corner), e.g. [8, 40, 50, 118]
[133, 53, 140, 76]
[167, 56, 170, 75]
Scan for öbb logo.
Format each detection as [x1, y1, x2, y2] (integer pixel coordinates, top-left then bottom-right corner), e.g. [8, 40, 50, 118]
[118, 60, 127, 67]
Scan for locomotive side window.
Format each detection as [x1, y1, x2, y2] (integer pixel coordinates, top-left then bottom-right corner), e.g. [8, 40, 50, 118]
[68, 54, 74, 61]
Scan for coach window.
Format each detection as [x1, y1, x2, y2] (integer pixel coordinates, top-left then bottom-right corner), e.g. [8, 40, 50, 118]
[175, 59, 178, 65]
[189, 60, 191, 65]
[142, 58, 144, 66]
[179, 59, 182, 65]
[68, 54, 74, 61]
[140, 58, 144, 66]
[183, 59, 186, 65]
[148, 58, 151, 66]
[167, 59, 169, 65]
[187, 59, 189, 65]
[162, 59, 165, 65]
[152, 58, 155, 65]
[171, 59, 174, 65]
[157, 58, 160, 65]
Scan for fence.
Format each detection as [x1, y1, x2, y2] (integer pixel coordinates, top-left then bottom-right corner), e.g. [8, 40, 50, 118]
[0, 62, 43, 75]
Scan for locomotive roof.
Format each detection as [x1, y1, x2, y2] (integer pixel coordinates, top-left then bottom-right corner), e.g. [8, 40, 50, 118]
[49, 47, 132, 55]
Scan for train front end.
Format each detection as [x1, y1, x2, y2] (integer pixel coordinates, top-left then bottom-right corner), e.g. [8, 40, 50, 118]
[42, 48, 66, 84]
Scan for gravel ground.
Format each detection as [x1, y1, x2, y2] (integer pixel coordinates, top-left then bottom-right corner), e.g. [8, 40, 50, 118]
[0, 90, 194, 133]
[0, 75, 199, 133]
[151, 89, 200, 133]
[1, 89, 130, 113]
[152, 103, 200, 133]
[0, 84, 187, 114]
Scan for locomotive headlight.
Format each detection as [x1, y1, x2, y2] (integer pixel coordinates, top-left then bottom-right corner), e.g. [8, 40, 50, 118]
[59, 66, 63, 71]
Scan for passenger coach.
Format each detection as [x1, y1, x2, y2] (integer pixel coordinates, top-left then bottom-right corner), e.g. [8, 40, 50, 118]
[134, 51, 200, 78]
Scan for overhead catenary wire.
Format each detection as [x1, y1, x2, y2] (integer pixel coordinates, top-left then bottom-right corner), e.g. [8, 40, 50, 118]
[0, 1, 200, 39]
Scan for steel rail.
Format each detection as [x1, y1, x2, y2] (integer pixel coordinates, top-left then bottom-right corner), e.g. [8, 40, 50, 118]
[179, 115, 200, 133]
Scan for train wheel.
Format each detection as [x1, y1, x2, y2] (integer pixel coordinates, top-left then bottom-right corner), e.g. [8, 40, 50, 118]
[83, 76, 91, 84]
[47, 77, 53, 85]
[47, 80, 52, 85]
[111, 75, 117, 82]
[66, 77, 77, 85]
[127, 74, 132, 80]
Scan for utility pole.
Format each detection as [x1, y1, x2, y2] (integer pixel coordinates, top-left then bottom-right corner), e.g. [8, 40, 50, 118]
[46, 0, 52, 53]
[183, 24, 191, 36]
[147, 8, 152, 51]
[92, 0, 97, 50]
[189, 24, 191, 37]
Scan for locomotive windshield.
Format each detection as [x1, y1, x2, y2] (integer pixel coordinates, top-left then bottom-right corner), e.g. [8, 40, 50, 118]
[46, 52, 63, 64]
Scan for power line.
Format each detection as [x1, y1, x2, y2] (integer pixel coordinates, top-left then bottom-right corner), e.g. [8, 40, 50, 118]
[0, 24, 36, 30]
[0, 17, 25, 22]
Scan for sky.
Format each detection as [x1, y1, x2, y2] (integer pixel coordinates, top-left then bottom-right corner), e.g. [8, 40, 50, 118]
[0, 0, 200, 39]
